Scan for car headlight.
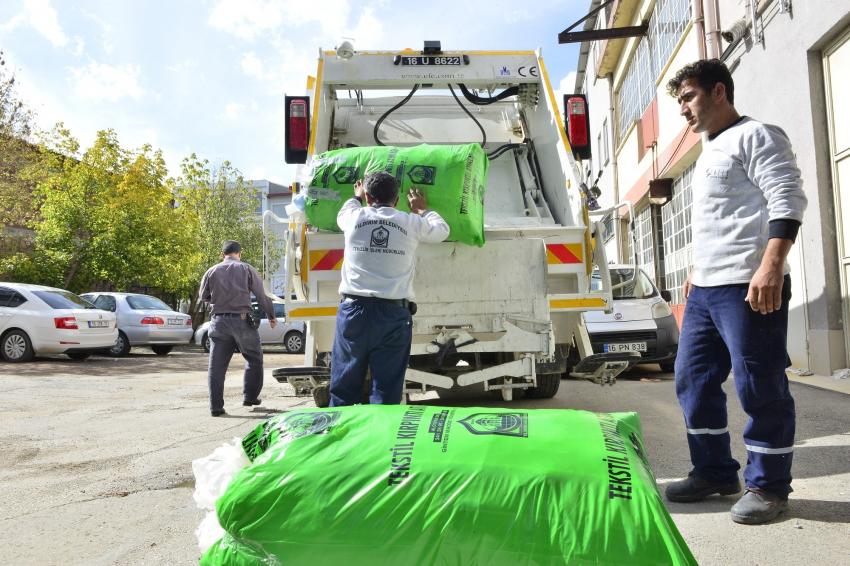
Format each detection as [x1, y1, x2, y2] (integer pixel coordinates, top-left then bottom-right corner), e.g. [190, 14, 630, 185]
[651, 300, 673, 319]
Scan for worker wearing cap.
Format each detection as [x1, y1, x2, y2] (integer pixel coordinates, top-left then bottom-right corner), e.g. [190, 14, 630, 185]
[330, 171, 450, 406]
[199, 240, 277, 416]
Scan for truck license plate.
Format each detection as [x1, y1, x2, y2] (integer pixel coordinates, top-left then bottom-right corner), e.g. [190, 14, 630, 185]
[604, 342, 647, 353]
[88, 320, 109, 328]
[400, 55, 462, 66]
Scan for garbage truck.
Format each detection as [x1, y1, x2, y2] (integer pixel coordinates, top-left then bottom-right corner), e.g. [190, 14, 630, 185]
[269, 42, 637, 405]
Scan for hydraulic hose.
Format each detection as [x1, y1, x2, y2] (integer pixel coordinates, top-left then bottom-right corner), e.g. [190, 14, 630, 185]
[448, 84, 486, 148]
[458, 84, 519, 105]
[373, 84, 421, 146]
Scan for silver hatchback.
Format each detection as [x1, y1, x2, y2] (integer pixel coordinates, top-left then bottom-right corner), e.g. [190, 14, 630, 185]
[81, 292, 194, 356]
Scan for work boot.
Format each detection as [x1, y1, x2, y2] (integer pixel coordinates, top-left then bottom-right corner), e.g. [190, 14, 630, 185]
[243, 398, 262, 406]
[730, 489, 788, 524]
[665, 473, 741, 502]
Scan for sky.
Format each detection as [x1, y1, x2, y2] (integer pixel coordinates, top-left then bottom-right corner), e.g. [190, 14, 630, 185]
[0, 0, 585, 184]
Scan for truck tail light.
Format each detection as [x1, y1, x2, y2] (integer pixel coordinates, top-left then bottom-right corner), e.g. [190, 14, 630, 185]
[285, 95, 310, 164]
[141, 317, 165, 325]
[54, 317, 78, 329]
[564, 94, 591, 161]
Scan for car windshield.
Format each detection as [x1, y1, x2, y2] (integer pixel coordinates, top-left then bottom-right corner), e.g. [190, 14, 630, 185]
[127, 295, 172, 311]
[591, 268, 657, 300]
[33, 290, 96, 309]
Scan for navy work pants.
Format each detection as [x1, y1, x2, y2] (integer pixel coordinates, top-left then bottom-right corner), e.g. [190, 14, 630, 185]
[675, 276, 795, 496]
[207, 314, 264, 412]
[330, 296, 413, 406]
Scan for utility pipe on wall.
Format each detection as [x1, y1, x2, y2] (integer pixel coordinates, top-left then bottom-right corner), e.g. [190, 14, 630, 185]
[702, 0, 722, 58]
[693, 0, 707, 59]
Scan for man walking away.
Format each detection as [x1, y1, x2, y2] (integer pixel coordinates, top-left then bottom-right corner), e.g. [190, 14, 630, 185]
[199, 240, 277, 416]
[664, 59, 807, 524]
[330, 171, 450, 406]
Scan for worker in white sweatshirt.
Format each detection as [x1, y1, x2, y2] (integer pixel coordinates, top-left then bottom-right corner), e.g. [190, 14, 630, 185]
[329, 171, 450, 406]
[663, 59, 807, 525]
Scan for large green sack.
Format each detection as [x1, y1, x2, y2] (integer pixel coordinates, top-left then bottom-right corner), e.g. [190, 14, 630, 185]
[201, 405, 695, 565]
[305, 144, 488, 247]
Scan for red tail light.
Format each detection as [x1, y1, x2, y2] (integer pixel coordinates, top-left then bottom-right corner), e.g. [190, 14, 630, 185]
[285, 95, 310, 164]
[140, 317, 165, 325]
[185, 319, 193, 326]
[54, 317, 78, 329]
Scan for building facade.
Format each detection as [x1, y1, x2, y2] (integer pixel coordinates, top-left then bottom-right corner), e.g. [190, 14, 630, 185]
[251, 179, 293, 296]
[573, 0, 850, 375]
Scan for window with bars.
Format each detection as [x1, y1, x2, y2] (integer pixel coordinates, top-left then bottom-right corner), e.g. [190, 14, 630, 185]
[662, 163, 695, 303]
[616, 0, 691, 141]
[634, 205, 655, 282]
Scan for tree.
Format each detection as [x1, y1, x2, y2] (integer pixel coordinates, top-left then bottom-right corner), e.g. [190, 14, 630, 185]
[173, 155, 279, 324]
[2, 128, 200, 294]
[0, 50, 43, 233]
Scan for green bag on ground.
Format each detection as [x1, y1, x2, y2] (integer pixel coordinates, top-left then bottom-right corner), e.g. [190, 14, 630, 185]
[304, 144, 488, 247]
[201, 405, 696, 565]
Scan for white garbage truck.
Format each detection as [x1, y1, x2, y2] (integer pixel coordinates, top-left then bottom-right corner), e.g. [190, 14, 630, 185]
[270, 43, 636, 405]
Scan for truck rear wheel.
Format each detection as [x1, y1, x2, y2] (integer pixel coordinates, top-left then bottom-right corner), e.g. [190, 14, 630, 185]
[312, 384, 330, 407]
[526, 373, 561, 399]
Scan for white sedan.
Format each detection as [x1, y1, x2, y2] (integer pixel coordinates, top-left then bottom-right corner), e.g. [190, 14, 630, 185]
[0, 282, 117, 362]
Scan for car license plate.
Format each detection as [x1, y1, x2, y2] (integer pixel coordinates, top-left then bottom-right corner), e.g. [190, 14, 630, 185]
[400, 55, 462, 66]
[604, 342, 647, 353]
[168, 318, 182, 325]
[88, 320, 109, 328]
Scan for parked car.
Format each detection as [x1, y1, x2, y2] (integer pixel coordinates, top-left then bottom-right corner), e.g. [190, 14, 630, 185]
[80, 292, 193, 356]
[583, 265, 679, 373]
[0, 282, 117, 362]
[194, 302, 306, 354]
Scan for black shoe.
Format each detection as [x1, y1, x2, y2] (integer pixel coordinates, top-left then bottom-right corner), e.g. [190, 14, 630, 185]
[211, 409, 227, 417]
[243, 398, 262, 406]
[730, 489, 788, 524]
[665, 473, 741, 502]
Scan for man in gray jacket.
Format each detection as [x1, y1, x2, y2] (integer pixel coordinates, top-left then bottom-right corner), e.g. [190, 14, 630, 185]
[199, 240, 277, 416]
[664, 59, 807, 524]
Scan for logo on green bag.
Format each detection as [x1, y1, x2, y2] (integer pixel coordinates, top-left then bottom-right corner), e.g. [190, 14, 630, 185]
[458, 413, 528, 438]
[407, 165, 436, 185]
[370, 226, 390, 248]
[279, 411, 341, 439]
[333, 167, 359, 185]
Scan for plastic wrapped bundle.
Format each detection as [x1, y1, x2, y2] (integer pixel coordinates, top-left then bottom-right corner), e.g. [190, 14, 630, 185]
[198, 405, 696, 565]
[303, 144, 488, 247]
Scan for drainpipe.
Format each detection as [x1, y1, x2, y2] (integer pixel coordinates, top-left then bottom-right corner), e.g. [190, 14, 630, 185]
[693, 0, 707, 59]
[608, 73, 624, 262]
[703, 0, 722, 58]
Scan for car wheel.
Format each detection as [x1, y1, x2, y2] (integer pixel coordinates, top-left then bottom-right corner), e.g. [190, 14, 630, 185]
[202, 333, 210, 353]
[660, 361, 676, 373]
[109, 331, 131, 357]
[284, 330, 304, 354]
[67, 352, 90, 361]
[1, 329, 34, 363]
[151, 345, 173, 356]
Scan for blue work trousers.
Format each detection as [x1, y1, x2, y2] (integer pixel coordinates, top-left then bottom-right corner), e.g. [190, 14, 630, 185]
[674, 276, 795, 496]
[207, 315, 264, 412]
[330, 297, 412, 406]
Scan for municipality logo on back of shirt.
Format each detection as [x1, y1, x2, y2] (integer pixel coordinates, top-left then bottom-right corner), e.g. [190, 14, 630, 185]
[371, 226, 390, 248]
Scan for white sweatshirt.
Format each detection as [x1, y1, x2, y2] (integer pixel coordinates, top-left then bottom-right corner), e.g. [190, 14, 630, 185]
[691, 117, 807, 287]
[337, 199, 450, 300]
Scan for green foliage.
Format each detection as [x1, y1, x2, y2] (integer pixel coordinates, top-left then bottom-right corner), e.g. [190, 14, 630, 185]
[3, 128, 201, 294]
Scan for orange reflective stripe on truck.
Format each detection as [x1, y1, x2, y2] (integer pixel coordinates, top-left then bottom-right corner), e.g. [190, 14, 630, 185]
[309, 249, 344, 271]
[546, 243, 583, 264]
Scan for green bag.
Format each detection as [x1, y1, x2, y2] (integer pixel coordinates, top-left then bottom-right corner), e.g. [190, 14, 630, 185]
[201, 405, 696, 565]
[305, 144, 488, 247]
